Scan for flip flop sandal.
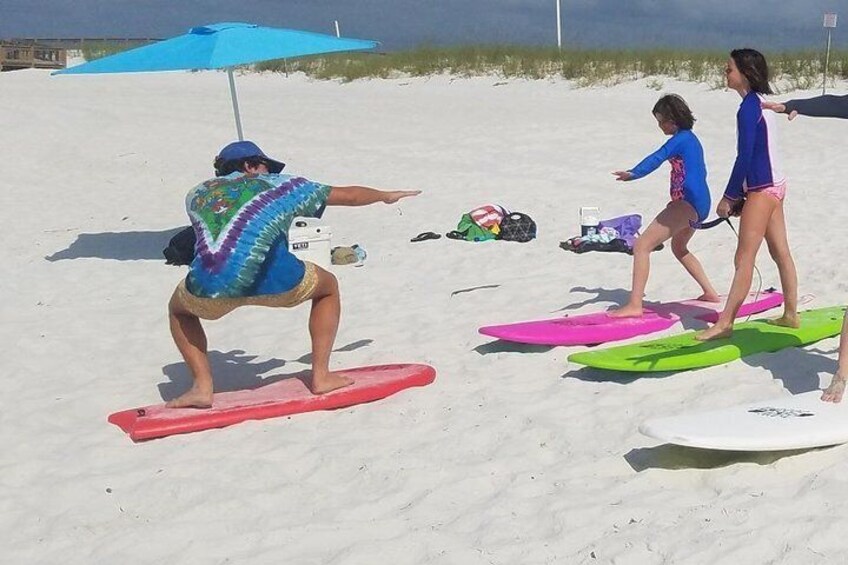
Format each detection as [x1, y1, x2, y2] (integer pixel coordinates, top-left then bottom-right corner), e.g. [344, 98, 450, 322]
[411, 231, 442, 243]
[445, 230, 467, 241]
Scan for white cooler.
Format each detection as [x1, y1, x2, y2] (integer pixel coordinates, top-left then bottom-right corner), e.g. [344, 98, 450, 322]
[579, 206, 601, 237]
[288, 217, 332, 269]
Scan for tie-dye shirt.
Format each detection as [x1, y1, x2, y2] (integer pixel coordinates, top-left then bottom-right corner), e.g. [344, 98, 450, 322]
[185, 172, 331, 298]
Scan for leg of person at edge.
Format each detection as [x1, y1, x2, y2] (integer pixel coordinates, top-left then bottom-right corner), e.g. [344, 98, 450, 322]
[764, 92, 848, 401]
[696, 49, 799, 342]
[608, 93, 719, 318]
[167, 140, 421, 409]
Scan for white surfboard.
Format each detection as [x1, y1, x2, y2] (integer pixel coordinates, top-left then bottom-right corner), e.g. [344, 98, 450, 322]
[639, 391, 848, 451]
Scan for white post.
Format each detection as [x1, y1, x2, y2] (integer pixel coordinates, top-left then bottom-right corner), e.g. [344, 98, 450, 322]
[823, 13, 838, 95]
[823, 29, 832, 95]
[227, 67, 244, 141]
[556, 0, 562, 50]
[334, 20, 341, 38]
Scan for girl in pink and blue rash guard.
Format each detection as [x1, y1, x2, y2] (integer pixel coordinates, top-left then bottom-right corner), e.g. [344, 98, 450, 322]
[609, 94, 719, 318]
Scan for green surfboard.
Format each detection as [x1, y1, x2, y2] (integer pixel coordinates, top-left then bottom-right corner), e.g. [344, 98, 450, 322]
[567, 306, 846, 372]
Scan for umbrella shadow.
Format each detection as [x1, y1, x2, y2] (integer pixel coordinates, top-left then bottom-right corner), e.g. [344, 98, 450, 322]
[624, 443, 825, 471]
[45, 227, 185, 261]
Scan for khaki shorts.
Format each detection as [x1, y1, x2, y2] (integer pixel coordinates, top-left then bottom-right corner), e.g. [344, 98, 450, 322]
[171, 262, 319, 320]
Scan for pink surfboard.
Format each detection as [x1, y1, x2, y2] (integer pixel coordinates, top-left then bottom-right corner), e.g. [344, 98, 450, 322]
[478, 290, 783, 346]
[109, 364, 436, 442]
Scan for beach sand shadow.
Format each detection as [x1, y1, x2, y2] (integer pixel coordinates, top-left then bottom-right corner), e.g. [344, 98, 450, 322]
[294, 338, 373, 364]
[563, 344, 837, 389]
[474, 341, 555, 355]
[553, 286, 716, 331]
[160, 339, 373, 400]
[159, 349, 290, 400]
[739, 345, 838, 395]
[45, 227, 185, 261]
[624, 444, 826, 471]
[562, 366, 677, 384]
[555, 286, 630, 313]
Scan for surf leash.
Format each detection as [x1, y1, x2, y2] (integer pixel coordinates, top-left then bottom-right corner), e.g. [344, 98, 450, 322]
[692, 216, 731, 230]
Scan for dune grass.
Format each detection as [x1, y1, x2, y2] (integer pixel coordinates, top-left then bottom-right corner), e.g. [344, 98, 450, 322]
[80, 41, 152, 62]
[81, 42, 848, 90]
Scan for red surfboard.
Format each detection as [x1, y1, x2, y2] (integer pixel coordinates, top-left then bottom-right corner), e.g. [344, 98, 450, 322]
[109, 363, 436, 441]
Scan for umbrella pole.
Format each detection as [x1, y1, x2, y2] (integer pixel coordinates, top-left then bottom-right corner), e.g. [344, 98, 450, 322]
[227, 67, 244, 141]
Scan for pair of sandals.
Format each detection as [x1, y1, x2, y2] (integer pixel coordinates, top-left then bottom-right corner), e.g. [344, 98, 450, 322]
[411, 231, 442, 242]
[410, 231, 467, 242]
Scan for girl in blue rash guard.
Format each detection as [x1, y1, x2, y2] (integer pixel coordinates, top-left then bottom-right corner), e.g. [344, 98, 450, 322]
[697, 49, 799, 341]
[609, 94, 720, 318]
[763, 93, 848, 402]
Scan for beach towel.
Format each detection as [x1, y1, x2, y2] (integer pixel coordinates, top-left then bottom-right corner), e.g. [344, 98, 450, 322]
[469, 204, 508, 229]
[598, 214, 642, 248]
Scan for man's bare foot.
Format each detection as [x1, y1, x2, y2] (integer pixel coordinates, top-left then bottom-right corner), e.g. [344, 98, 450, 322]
[696, 293, 721, 303]
[696, 323, 733, 341]
[767, 313, 800, 329]
[608, 305, 644, 318]
[821, 375, 847, 403]
[166, 385, 213, 409]
[310, 372, 354, 395]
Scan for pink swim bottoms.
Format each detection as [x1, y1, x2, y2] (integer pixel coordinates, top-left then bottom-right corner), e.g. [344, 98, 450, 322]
[747, 182, 786, 202]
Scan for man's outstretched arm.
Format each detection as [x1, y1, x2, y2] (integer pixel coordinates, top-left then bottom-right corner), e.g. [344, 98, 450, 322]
[327, 186, 421, 206]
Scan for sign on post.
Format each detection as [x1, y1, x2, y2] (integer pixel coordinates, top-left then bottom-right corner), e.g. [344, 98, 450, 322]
[824, 13, 838, 28]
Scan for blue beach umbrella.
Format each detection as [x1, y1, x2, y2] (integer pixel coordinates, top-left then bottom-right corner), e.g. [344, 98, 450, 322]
[54, 22, 378, 140]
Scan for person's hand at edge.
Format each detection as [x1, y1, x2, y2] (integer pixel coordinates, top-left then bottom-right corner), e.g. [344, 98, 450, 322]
[762, 101, 798, 121]
[382, 190, 421, 204]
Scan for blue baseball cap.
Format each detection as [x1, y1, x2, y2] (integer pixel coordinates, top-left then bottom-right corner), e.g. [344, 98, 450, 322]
[216, 140, 285, 173]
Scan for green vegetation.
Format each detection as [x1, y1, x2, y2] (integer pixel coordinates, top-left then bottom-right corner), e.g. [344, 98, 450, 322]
[82, 43, 848, 90]
[80, 40, 153, 62]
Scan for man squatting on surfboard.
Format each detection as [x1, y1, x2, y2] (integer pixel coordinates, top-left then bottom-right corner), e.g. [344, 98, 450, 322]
[609, 94, 720, 318]
[697, 49, 799, 342]
[166, 141, 420, 409]
[763, 93, 848, 403]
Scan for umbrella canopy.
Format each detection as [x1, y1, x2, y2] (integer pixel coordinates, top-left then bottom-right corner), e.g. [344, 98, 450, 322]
[54, 22, 378, 139]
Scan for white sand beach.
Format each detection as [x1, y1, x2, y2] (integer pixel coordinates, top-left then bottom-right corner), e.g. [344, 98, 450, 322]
[3, 66, 848, 563]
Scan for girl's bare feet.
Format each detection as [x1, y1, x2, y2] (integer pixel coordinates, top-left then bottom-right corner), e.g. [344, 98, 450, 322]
[767, 313, 800, 329]
[696, 293, 721, 303]
[821, 375, 847, 403]
[696, 323, 733, 341]
[608, 304, 644, 318]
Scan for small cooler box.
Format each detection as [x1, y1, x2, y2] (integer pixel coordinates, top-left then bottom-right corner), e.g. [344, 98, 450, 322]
[288, 217, 332, 269]
[579, 206, 601, 237]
